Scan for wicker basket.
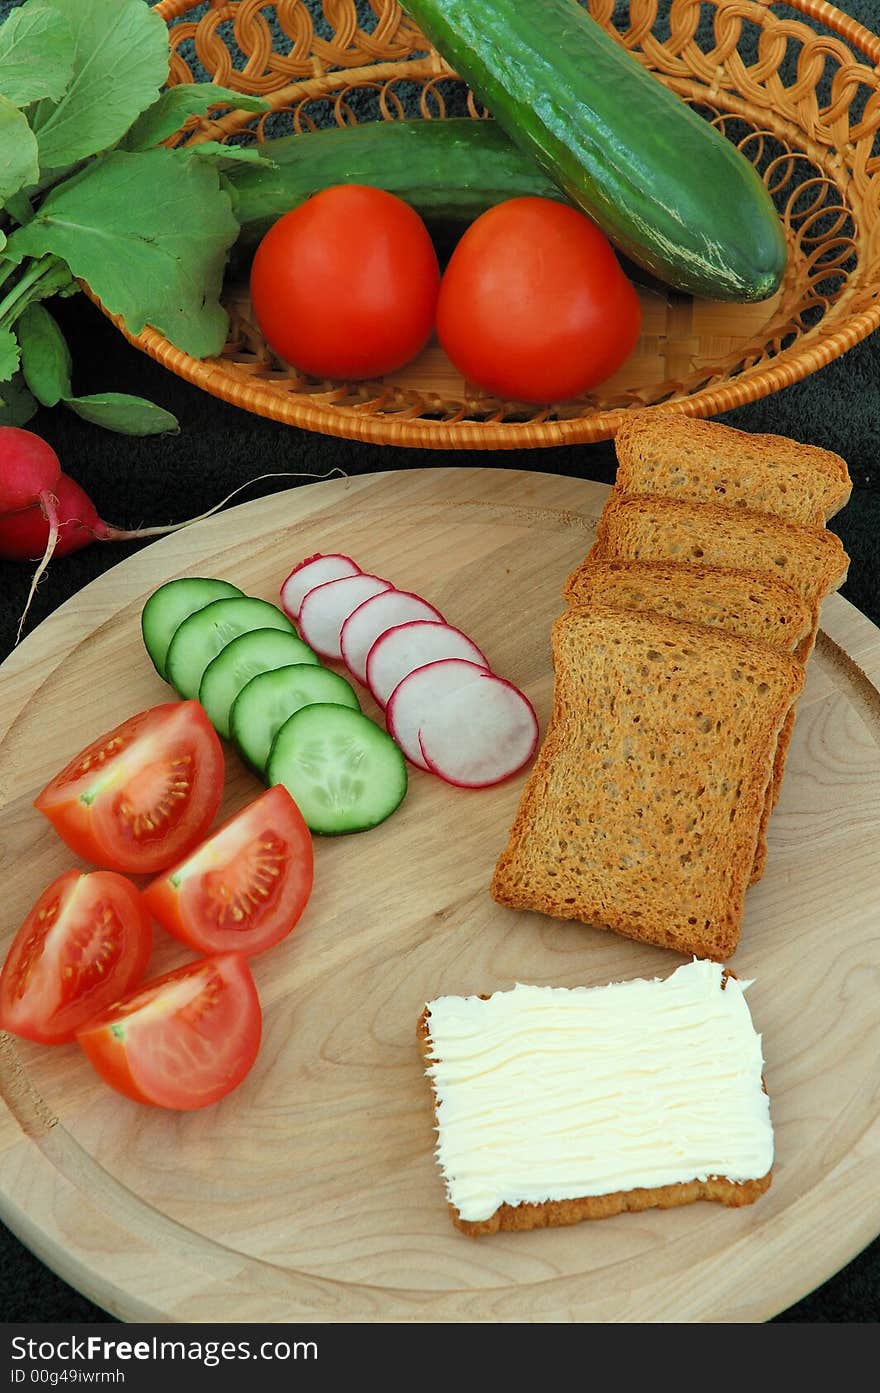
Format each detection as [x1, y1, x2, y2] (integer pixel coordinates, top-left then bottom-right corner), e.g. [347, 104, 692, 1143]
[124, 0, 880, 448]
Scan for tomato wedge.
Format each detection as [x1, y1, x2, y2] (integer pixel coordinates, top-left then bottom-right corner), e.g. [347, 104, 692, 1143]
[35, 702, 224, 875]
[76, 952, 261, 1110]
[142, 785, 313, 956]
[0, 870, 152, 1044]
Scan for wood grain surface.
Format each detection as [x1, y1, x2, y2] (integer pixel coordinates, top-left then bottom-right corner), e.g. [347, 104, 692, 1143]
[0, 467, 878, 1324]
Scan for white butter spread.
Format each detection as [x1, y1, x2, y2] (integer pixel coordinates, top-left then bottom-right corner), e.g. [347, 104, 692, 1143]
[424, 958, 772, 1223]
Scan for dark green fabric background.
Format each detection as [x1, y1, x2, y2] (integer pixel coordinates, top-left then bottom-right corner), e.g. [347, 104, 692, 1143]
[0, 0, 878, 1323]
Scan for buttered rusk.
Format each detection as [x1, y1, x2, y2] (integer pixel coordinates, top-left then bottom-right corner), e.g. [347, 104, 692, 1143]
[422, 959, 772, 1226]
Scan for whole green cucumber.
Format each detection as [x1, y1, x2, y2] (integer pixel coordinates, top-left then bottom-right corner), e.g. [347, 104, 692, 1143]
[402, 0, 787, 302]
[228, 118, 566, 255]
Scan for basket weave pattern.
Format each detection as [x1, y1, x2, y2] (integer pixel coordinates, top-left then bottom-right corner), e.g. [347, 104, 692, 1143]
[134, 0, 880, 448]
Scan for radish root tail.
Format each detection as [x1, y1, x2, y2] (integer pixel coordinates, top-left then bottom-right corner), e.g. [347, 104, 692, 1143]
[114, 469, 349, 540]
[16, 490, 60, 647]
[13, 468, 350, 645]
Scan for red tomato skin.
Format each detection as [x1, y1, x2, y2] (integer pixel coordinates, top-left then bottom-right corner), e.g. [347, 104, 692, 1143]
[249, 185, 440, 380]
[436, 197, 642, 403]
[141, 785, 313, 957]
[34, 702, 225, 875]
[76, 952, 262, 1110]
[0, 870, 152, 1044]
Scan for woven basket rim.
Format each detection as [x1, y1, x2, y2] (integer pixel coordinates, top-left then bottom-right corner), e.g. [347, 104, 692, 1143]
[95, 292, 880, 449]
[135, 0, 880, 448]
[154, 1, 880, 65]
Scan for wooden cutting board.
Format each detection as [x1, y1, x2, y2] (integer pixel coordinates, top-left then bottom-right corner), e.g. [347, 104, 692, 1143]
[0, 467, 878, 1324]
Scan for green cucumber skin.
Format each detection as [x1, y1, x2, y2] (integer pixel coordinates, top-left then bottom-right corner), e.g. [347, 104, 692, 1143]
[228, 119, 566, 254]
[402, 0, 787, 302]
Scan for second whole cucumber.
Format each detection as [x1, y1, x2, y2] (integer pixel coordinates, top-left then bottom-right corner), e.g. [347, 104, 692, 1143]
[227, 118, 566, 256]
[402, 0, 787, 302]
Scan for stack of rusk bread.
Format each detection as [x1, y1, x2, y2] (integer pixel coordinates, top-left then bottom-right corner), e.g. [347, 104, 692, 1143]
[422, 415, 852, 1235]
[491, 413, 851, 960]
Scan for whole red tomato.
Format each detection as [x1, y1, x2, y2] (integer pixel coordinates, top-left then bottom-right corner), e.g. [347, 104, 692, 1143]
[436, 197, 642, 403]
[249, 185, 440, 379]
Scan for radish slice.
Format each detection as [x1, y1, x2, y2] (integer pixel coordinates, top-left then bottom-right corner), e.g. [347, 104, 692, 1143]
[280, 553, 361, 619]
[418, 670, 539, 788]
[386, 658, 491, 770]
[340, 589, 444, 685]
[297, 573, 392, 659]
[367, 620, 489, 708]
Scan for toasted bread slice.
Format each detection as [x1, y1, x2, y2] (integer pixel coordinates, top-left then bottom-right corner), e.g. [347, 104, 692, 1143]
[614, 413, 852, 524]
[593, 494, 849, 622]
[419, 961, 773, 1236]
[587, 498, 848, 849]
[562, 558, 812, 651]
[561, 559, 812, 883]
[587, 501, 846, 846]
[491, 607, 804, 960]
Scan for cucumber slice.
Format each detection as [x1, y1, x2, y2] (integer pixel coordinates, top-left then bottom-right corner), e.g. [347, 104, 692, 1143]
[231, 664, 361, 774]
[142, 577, 243, 680]
[267, 703, 407, 835]
[166, 596, 296, 700]
[198, 629, 320, 739]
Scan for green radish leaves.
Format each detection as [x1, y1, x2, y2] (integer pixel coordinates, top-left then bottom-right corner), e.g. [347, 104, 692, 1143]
[122, 84, 269, 153]
[179, 141, 275, 172]
[65, 393, 179, 436]
[16, 302, 179, 433]
[0, 95, 39, 205]
[0, 374, 38, 428]
[27, 0, 169, 173]
[4, 192, 35, 227]
[0, 0, 264, 435]
[0, 327, 21, 385]
[0, 0, 74, 108]
[8, 149, 239, 359]
[0, 255, 74, 335]
[17, 302, 72, 405]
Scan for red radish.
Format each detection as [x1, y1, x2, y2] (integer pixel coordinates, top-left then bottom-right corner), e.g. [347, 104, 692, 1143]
[367, 620, 489, 708]
[0, 425, 346, 644]
[297, 573, 392, 659]
[0, 427, 62, 642]
[0, 470, 333, 563]
[340, 588, 444, 684]
[0, 469, 213, 563]
[280, 553, 361, 620]
[386, 658, 492, 770]
[1, 469, 349, 567]
[0, 472, 105, 560]
[0, 428, 61, 514]
[418, 670, 538, 788]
